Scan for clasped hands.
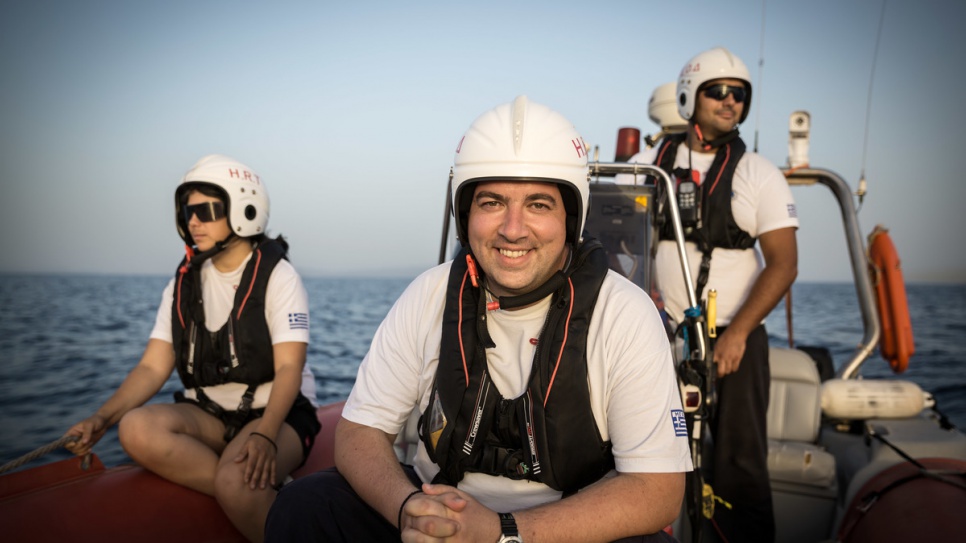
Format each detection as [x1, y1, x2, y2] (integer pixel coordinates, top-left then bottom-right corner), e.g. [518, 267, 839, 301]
[400, 483, 502, 543]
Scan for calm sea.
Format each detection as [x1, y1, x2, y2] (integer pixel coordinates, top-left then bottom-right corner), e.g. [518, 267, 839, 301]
[0, 274, 963, 471]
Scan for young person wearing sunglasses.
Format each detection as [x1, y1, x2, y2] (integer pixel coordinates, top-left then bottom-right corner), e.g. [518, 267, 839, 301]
[65, 155, 319, 542]
[617, 47, 799, 543]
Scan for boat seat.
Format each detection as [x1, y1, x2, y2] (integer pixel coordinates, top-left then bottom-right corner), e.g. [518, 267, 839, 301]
[766, 347, 838, 543]
[766, 346, 836, 488]
[768, 347, 822, 442]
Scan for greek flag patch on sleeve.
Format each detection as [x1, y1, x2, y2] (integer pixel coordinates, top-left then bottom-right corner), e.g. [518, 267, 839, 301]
[288, 312, 309, 330]
[671, 409, 688, 437]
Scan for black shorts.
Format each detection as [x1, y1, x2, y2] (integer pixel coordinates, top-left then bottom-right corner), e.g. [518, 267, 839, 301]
[283, 394, 322, 464]
[175, 391, 321, 465]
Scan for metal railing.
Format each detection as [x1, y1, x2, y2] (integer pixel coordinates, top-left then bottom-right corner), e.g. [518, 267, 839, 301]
[784, 168, 880, 379]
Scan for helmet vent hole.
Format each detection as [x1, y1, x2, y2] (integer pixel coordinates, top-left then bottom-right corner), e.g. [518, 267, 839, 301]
[245, 205, 257, 220]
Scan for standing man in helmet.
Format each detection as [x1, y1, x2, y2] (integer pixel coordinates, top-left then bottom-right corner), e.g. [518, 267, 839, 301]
[65, 155, 320, 542]
[266, 96, 691, 543]
[618, 47, 799, 542]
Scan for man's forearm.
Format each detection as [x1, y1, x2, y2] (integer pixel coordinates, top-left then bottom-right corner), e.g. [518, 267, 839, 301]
[334, 417, 419, 527]
[727, 259, 797, 336]
[515, 472, 684, 543]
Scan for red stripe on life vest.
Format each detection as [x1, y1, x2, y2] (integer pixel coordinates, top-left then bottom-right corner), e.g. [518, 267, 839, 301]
[176, 271, 185, 329]
[236, 249, 262, 320]
[458, 270, 470, 387]
[544, 278, 575, 408]
[707, 143, 731, 196]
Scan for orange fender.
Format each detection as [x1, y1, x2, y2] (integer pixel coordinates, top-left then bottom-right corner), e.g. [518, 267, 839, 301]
[867, 225, 914, 372]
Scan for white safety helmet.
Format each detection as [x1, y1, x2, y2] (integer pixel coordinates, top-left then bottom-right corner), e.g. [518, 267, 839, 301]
[649, 81, 688, 132]
[677, 47, 753, 124]
[175, 154, 270, 245]
[451, 95, 589, 246]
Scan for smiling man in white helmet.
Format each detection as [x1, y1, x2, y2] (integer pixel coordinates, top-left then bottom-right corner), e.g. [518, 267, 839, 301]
[66, 155, 319, 542]
[267, 97, 691, 543]
[618, 47, 799, 542]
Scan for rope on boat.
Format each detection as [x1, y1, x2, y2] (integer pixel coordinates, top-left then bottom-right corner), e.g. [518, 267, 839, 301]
[0, 435, 81, 475]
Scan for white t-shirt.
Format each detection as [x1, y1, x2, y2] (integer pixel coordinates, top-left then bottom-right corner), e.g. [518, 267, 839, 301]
[343, 261, 693, 512]
[615, 142, 799, 325]
[150, 253, 317, 410]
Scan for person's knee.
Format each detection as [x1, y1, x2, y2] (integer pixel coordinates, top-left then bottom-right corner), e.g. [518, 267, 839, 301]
[213, 461, 249, 505]
[268, 471, 345, 526]
[265, 475, 325, 540]
[272, 473, 324, 511]
[117, 407, 160, 458]
[267, 469, 407, 542]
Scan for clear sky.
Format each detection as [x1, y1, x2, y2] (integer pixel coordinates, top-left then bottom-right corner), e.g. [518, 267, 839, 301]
[1, 0, 963, 283]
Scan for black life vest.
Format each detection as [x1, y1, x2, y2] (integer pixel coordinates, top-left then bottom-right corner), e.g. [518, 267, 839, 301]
[419, 240, 615, 494]
[171, 238, 287, 389]
[653, 133, 755, 251]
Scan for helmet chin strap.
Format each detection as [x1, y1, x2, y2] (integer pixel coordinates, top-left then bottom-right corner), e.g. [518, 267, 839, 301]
[179, 234, 237, 274]
[486, 270, 567, 311]
[466, 245, 575, 311]
[687, 122, 740, 178]
[692, 122, 740, 151]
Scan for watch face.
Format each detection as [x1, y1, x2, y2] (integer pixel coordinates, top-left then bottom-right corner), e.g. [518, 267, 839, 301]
[498, 537, 524, 543]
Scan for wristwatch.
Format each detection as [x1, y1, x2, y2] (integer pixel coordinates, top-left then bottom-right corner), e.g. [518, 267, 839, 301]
[497, 512, 524, 543]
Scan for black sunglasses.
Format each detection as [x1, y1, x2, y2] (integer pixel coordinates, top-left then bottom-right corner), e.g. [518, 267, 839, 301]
[182, 201, 226, 223]
[702, 84, 747, 103]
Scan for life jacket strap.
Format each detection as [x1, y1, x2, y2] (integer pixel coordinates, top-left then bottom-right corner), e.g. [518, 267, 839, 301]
[695, 251, 713, 304]
[174, 388, 227, 420]
[223, 384, 258, 442]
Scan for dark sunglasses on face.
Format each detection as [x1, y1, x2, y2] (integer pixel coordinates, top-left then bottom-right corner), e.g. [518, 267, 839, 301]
[702, 84, 747, 103]
[183, 201, 226, 223]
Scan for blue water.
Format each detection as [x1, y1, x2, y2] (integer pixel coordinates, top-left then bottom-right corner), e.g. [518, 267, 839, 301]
[0, 275, 963, 471]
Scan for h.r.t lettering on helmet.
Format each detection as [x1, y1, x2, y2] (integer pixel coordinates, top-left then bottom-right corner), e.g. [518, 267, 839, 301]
[226, 167, 262, 185]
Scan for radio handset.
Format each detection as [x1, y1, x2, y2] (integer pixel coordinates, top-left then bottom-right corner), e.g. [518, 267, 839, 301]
[675, 169, 702, 234]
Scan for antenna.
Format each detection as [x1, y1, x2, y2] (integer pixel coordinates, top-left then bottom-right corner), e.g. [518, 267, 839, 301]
[858, 0, 889, 208]
[753, 0, 767, 153]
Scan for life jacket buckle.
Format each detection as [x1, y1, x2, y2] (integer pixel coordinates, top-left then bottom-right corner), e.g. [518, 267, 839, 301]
[496, 448, 531, 480]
